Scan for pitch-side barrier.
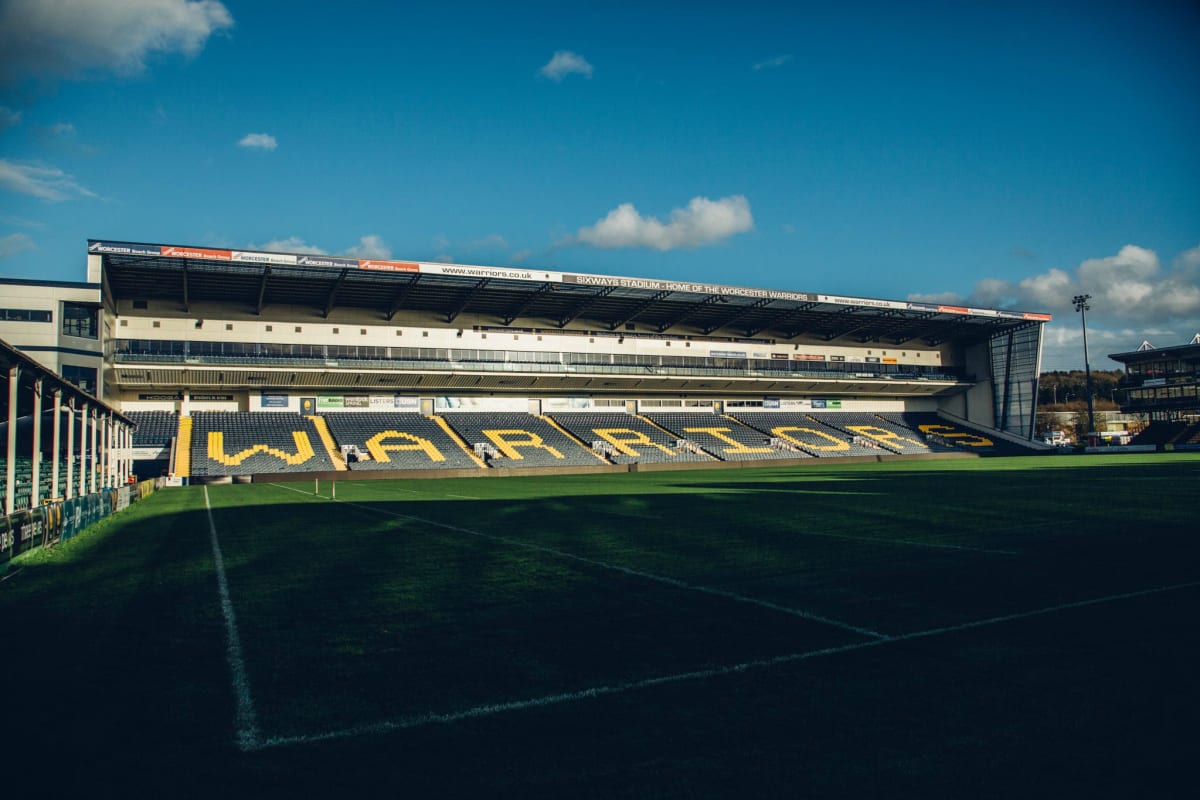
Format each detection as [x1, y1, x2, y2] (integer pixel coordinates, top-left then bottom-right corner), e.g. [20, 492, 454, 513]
[1, 479, 160, 567]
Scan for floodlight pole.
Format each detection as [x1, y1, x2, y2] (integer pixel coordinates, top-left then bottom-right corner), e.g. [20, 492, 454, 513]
[1073, 294, 1096, 440]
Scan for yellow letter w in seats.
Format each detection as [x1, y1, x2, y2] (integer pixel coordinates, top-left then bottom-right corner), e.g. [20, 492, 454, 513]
[208, 430, 316, 466]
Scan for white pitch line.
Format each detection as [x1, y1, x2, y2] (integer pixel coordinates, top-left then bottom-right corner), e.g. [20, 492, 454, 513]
[204, 486, 261, 752]
[268, 482, 887, 640]
[251, 577, 1200, 751]
[791, 528, 1019, 556]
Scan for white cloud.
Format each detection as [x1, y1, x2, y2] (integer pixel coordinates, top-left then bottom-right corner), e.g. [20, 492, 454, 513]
[254, 237, 326, 255]
[0, 0, 234, 82]
[753, 55, 792, 71]
[344, 235, 390, 259]
[0, 232, 36, 258]
[237, 132, 277, 151]
[571, 195, 754, 251]
[0, 158, 95, 201]
[0, 106, 22, 130]
[539, 50, 593, 82]
[48, 122, 76, 137]
[907, 243, 1200, 370]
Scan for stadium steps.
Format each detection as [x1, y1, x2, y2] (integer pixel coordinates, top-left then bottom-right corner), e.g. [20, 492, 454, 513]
[634, 413, 717, 460]
[308, 415, 347, 471]
[1173, 423, 1200, 444]
[537, 415, 610, 464]
[722, 414, 808, 456]
[430, 415, 488, 469]
[173, 417, 193, 477]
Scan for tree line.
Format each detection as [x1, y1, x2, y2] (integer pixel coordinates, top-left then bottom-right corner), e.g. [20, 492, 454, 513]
[1038, 369, 1123, 410]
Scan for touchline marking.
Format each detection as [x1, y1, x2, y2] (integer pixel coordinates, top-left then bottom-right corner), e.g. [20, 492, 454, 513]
[250, 578, 1200, 752]
[268, 482, 886, 640]
[205, 486, 261, 752]
[791, 528, 1019, 556]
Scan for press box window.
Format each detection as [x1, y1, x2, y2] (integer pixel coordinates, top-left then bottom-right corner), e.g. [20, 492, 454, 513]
[61, 364, 98, 395]
[1, 308, 52, 322]
[62, 302, 99, 339]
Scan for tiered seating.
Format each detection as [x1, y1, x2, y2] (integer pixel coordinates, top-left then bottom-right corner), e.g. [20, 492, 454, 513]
[128, 411, 178, 446]
[1185, 423, 1200, 445]
[547, 412, 713, 464]
[729, 413, 883, 457]
[644, 412, 804, 462]
[1129, 422, 1182, 446]
[439, 413, 602, 468]
[323, 413, 482, 470]
[189, 412, 336, 476]
[812, 412, 934, 454]
[878, 412, 1032, 454]
[0, 457, 72, 510]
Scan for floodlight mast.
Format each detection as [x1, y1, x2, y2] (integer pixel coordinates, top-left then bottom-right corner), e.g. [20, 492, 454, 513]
[1073, 294, 1095, 440]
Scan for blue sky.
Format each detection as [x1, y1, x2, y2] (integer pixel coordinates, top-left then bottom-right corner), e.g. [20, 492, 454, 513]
[1, 0, 1198, 370]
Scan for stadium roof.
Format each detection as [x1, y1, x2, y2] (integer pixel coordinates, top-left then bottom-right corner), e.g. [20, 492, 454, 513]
[1109, 336, 1200, 364]
[93, 239, 1051, 346]
[0, 337, 131, 424]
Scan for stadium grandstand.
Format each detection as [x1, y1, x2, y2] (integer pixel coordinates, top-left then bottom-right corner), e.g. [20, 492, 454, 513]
[1111, 335, 1200, 448]
[1, 237, 1060, 487]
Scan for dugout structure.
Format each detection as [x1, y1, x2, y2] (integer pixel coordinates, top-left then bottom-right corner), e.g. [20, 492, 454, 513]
[89, 238, 1049, 442]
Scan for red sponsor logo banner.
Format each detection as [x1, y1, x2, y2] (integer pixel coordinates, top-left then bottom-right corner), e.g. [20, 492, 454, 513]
[793, 353, 825, 361]
[161, 245, 232, 261]
[1022, 312, 1053, 321]
[937, 305, 969, 315]
[882, 358, 898, 364]
[359, 260, 420, 272]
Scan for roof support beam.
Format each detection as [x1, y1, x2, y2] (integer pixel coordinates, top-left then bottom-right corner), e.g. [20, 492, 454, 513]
[181, 261, 190, 313]
[703, 298, 772, 335]
[322, 269, 350, 318]
[606, 290, 671, 331]
[255, 265, 271, 315]
[657, 294, 723, 333]
[559, 286, 615, 328]
[502, 282, 553, 325]
[745, 302, 818, 337]
[385, 275, 421, 321]
[446, 278, 491, 323]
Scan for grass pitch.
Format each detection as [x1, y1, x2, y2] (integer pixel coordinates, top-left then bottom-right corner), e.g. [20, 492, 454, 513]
[4, 454, 1198, 797]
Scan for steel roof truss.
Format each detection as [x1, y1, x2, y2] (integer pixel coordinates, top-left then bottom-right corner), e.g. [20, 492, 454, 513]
[446, 278, 491, 323]
[656, 294, 723, 333]
[703, 297, 772, 335]
[605, 290, 672, 331]
[502, 282, 553, 325]
[559, 286, 616, 328]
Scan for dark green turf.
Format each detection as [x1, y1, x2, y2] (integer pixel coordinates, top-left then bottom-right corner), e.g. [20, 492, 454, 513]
[3, 454, 1198, 798]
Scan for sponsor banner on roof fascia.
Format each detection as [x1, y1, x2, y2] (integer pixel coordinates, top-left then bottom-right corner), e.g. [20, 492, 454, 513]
[818, 294, 907, 310]
[232, 250, 297, 266]
[420, 262, 563, 282]
[88, 240, 161, 256]
[296, 254, 358, 268]
[563, 272, 817, 302]
[1022, 312, 1053, 321]
[359, 259, 419, 272]
[160, 245, 232, 260]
